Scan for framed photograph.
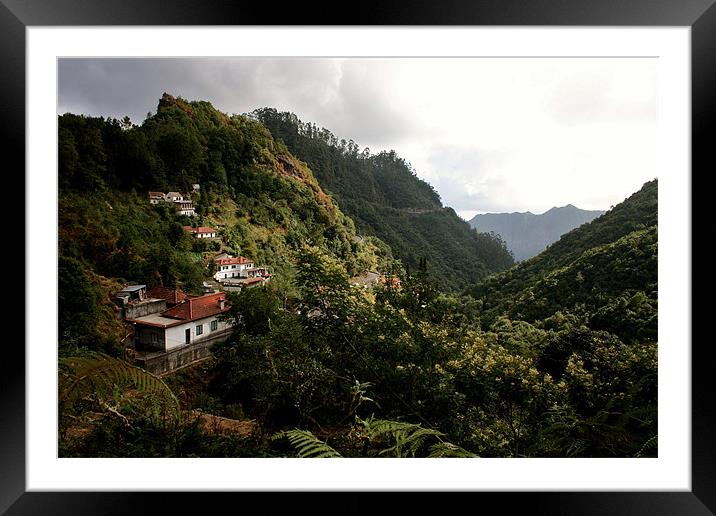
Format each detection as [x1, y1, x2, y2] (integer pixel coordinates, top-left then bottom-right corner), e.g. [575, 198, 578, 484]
[6, 0, 712, 513]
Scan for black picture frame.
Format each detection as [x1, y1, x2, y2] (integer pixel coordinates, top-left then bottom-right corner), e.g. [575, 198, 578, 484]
[5, 1, 712, 513]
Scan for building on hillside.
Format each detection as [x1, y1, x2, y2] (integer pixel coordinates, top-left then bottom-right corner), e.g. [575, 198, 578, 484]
[148, 192, 165, 204]
[349, 272, 401, 290]
[350, 271, 381, 289]
[174, 199, 196, 216]
[182, 226, 218, 239]
[146, 191, 196, 216]
[192, 184, 200, 192]
[201, 281, 218, 294]
[115, 284, 147, 303]
[114, 285, 168, 319]
[165, 192, 183, 202]
[146, 285, 188, 306]
[127, 292, 232, 353]
[244, 266, 270, 278]
[213, 256, 255, 280]
[220, 276, 270, 292]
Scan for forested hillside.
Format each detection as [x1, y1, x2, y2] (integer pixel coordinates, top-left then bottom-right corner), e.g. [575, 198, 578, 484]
[58, 94, 388, 354]
[58, 96, 657, 460]
[470, 205, 605, 261]
[252, 108, 514, 290]
[471, 180, 658, 343]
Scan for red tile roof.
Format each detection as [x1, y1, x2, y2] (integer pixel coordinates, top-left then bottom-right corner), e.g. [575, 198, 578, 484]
[162, 292, 228, 322]
[183, 226, 217, 234]
[146, 286, 188, 306]
[148, 191, 164, 197]
[215, 256, 254, 266]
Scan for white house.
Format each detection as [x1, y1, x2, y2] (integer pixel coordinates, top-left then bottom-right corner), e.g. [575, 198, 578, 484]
[173, 199, 196, 216]
[165, 192, 183, 202]
[127, 292, 232, 352]
[183, 226, 218, 239]
[148, 192, 164, 205]
[213, 256, 255, 280]
[244, 266, 270, 278]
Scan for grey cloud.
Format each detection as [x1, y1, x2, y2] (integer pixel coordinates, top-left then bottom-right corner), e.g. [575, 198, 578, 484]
[323, 61, 417, 147]
[57, 58, 416, 150]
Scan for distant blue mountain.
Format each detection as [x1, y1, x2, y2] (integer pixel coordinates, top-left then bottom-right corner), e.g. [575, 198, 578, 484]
[469, 205, 605, 261]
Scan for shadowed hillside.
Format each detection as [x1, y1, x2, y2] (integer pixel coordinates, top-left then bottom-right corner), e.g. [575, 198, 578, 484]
[251, 108, 515, 291]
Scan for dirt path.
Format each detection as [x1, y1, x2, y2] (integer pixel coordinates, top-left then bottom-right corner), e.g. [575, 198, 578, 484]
[399, 207, 443, 214]
[190, 410, 258, 437]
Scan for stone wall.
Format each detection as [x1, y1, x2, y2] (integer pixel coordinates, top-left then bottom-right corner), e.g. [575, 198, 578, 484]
[124, 299, 167, 320]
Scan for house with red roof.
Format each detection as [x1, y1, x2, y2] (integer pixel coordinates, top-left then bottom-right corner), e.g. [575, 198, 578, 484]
[182, 226, 218, 239]
[213, 255, 255, 280]
[146, 286, 189, 306]
[126, 292, 232, 352]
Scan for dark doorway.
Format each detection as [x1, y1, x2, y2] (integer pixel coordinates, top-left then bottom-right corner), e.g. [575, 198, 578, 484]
[185, 328, 191, 344]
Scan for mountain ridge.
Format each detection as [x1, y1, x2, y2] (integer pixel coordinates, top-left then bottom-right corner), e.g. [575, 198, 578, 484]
[470, 204, 605, 261]
[251, 108, 515, 290]
[471, 179, 657, 342]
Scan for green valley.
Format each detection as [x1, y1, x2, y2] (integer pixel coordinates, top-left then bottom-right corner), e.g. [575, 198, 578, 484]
[57, 95, 658, 460]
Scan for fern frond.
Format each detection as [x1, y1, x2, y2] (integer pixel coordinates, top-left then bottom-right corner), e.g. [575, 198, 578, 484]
[273, 429, 342, 458]
[59, 352, 179, 413]
[634, 435, 658, 458]
[428, 442, 478, 458]
[361, 418, 444, 457]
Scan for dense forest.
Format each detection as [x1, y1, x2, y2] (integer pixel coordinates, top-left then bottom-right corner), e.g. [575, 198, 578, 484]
[58, 95, 657, 459]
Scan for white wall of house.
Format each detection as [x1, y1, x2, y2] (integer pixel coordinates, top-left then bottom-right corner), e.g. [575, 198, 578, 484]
[213, 262, 254, 280]
[163, 316, 232, 351]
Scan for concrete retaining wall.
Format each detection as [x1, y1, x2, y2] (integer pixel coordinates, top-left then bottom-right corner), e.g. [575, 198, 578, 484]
[134, 330, 231, 376]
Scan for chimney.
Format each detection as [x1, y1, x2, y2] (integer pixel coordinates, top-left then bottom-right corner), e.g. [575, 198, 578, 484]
[188, 298, 193, 319]
[219, 298, 225, 310]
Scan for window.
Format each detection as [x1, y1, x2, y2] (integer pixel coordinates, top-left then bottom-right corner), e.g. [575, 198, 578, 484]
[196, 324, 203, 336]
[211, 320, 218, 332]
[232, 265, 236, 269]
[151, 333, 158, 343]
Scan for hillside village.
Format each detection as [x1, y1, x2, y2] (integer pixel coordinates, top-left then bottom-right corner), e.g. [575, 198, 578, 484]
[148, 187, 199, 216]
[55, 97, 658, 460]
[110, 187, 396, 375]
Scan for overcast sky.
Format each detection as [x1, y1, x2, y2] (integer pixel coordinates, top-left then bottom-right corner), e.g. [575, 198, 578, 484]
[58, 57, 656, 219]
